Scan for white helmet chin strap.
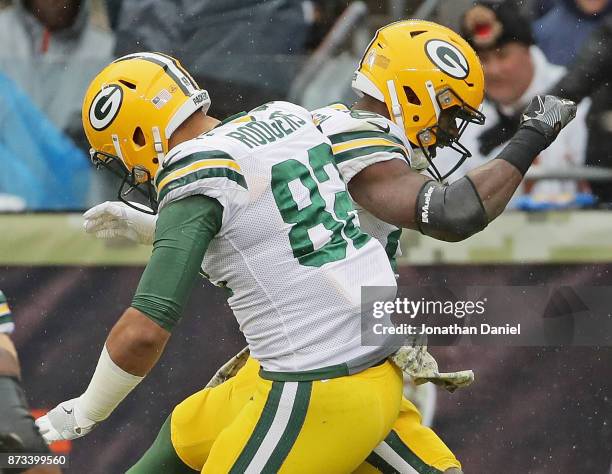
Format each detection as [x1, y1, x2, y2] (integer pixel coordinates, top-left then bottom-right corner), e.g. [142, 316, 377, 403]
[425, 80, 441, 120]
[151, 126, 165, 163]
[111, 134, 125, 162]
[386, 79, 404, 129]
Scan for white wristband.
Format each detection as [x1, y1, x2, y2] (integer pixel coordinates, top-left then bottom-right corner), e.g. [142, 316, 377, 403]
[77, 345, 144, 422]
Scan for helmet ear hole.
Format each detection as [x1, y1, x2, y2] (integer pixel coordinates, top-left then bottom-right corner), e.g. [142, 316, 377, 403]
[404, 87, 421, 106]
[133, 127, 146, 147]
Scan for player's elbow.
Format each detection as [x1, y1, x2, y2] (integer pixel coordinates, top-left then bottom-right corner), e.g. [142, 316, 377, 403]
[440, 232, 470, 243]
[424, 225, 479, 243]
[109, 308, 170, 358]
[416, 178, 488, 242]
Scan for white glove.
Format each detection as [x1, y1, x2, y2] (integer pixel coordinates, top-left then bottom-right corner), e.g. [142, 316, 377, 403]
[83, 201, 157, 245]
[35, 398, 98, 443]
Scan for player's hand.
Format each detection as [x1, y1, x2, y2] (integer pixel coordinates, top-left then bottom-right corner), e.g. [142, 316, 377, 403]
[520, 95, 577, 146]
[83, 201, 157, 245]
[34, 398, 98, 443]
[390, 346, 474, 393]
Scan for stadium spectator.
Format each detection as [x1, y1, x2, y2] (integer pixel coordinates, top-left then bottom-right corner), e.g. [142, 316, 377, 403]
[533, 0, 612, 66]
[0, 0, 115, 146]
[0, 0, 118, 208]
[530, 0, 558, 19]
[551, 14, 612, 204]
[113, 0, 317, 117]
[434, 0, 590, 209]
[0, 72, 91, 210]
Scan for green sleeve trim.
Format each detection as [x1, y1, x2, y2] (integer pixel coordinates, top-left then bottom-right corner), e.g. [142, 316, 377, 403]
[335, 145, 409, 163]
[157, 167, 247, 204]
[329, 130, 404, 146]
[155, 150, 237, 186]
[131, 195, 223, 331]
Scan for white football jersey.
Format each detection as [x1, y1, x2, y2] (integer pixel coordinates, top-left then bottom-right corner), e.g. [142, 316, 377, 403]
[312, 104, 412, 272]
[156, 102, 397, 375]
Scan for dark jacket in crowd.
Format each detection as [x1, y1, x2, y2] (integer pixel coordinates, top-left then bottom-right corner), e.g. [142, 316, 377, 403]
[114, 0, 313, 117]
[551, 14, 612, 203]
[534, 0, 612, 66]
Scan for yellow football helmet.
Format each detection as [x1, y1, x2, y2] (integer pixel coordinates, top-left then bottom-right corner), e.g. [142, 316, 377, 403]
[352, 20, 485, 181]
[82, 52, 211, 212]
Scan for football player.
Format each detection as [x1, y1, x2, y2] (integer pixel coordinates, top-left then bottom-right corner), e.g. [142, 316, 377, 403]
[0, 291, 61, 474]
[34, 51, 418, 473]
[76, 21, 576, 473]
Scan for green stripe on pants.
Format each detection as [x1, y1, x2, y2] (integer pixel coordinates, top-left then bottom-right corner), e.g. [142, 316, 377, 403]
[229, 381, 284, 473]
[261, 381, 312, 473]
[365, 451, 399, 474]
[384, 430, 443, 474]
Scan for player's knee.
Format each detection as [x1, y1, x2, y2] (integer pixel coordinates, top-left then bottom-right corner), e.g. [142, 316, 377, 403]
[444, 468, 463, 474]
[0, 345, 20, 377]
[0, 376, 49, 455]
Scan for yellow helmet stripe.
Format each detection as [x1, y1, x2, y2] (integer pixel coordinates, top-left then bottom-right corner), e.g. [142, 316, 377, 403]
[332, 137, 409, 155]
[157, 159, 241, 193]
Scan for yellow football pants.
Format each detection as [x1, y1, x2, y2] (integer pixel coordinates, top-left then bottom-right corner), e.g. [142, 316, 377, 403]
[171, 357, 461, 473]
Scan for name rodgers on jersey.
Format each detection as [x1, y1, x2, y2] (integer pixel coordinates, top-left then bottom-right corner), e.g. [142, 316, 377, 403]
[225, 111, 307, 149]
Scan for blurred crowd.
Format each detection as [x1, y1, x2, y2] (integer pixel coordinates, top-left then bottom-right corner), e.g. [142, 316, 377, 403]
[2, 0, 612, 211]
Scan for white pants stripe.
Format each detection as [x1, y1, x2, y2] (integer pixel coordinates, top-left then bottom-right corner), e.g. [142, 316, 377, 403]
[244, 381, 299, 473]
[373, 441, 421, 474]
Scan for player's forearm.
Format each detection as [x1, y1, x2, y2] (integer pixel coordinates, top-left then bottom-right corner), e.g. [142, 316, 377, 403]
[413, 127, 549, 241]
[466, 126, 549, 222]
[466, 159, 523, 221]
[70, 309, 168, 424]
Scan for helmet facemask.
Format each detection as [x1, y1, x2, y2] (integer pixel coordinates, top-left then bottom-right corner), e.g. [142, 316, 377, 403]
[90, 149, 158, 214]
[416, 87, 485, 182]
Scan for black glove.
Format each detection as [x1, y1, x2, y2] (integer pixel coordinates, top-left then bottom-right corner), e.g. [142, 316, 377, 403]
[519, 95, 577, 147]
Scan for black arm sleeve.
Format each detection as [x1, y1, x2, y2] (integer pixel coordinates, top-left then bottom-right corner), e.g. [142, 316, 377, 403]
[550, 16, 612, 102]
[415, 177, 488, 242]
[131, 195, 223, 331]
[494, 127, 549, 176]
